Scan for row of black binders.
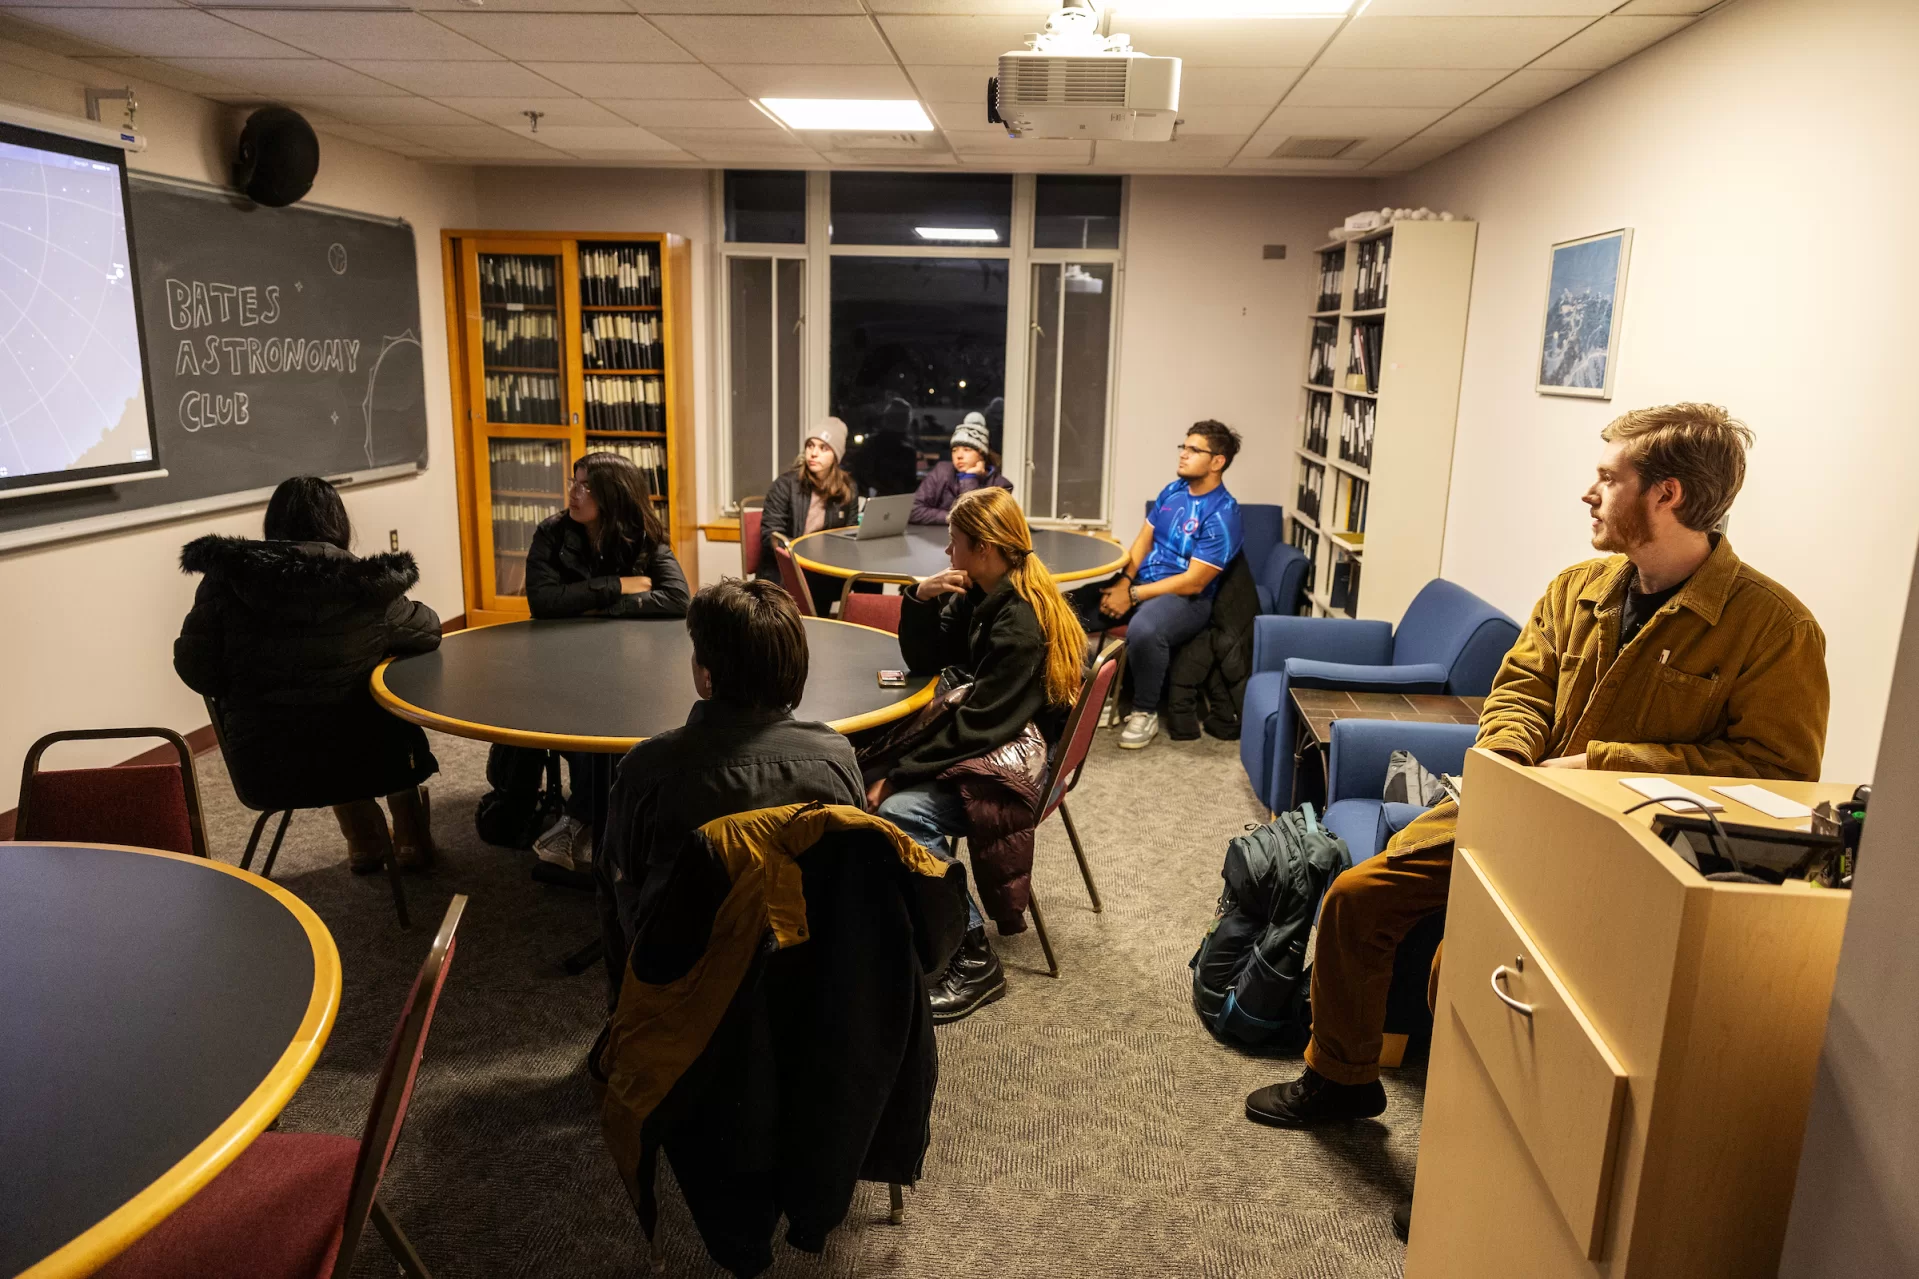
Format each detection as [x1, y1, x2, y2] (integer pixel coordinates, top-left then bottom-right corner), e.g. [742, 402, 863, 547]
[1290, 522, 1319, 600]
[480, 254, 557, 308]
[1315, 248, 1344, 313]
[588, 438, 667, 500]
[1352, 235, 1392, 311]
[582, 313, 662, 371]
[1339, 395, 1376, 471]
[1347, 319, 1384, 395]
[583, 374, 664, 432]
[1329, 549, 1362, 616]
[485, 373, 562, 425]
[1343, 477, 1370, 534]
[1303, 390, 1332, 456]
[1297, 459, 1325, 522]
[482, 311, 558, 370]
[580, 242, 661, 308]
[1307, 321, 1339, 386]
[488, 438, 566, 496]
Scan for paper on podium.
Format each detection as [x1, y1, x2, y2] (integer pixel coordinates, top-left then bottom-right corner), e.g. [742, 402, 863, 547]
[1710, 783, 1815, 820]
[1620, 776, 1725, 812]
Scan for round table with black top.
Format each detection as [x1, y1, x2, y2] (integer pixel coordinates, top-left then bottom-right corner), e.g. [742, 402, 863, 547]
[789, 523, 1126, 585]
[0, 842, 339, 1279]
[370, 616, 935, 977]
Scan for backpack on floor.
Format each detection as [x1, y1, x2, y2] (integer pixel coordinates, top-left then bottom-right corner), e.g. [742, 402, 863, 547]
[474, 745, 564, 850]
[1189, 804, 1351, 1053]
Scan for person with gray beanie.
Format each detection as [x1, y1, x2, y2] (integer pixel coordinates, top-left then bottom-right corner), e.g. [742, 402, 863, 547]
[759, 416, 859, 611]
[910, 411, 1014, 524]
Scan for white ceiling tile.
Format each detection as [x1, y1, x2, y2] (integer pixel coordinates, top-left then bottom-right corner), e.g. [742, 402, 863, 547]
[308, 120, 412, 150]
[561, 150, 701, 165]
[7, 7, 305, 57]
[598, 97, 770, 127]
[1227, 155, 1369, 173]
[79, 56, 242, 96]
[0, 15, 116, 57]
[1178, 66, 1304, 107]
[0, 0, 186, 7]
[1467, 66, 1596, 109]
[168, 58, 409, 95]
[1096, 133, 1245, 166]
[385, 123, 555, 155]
[645, 125, 802, 149]
[344, 59, 579, 96]
[1320, 16, 1590, 69]
[925, 99, 990, 131]
[710, 62, 915, 98]
[874, 14, 1038, 67]
[218, 11, 498, 61]
[1365, 133, 1470, 171]
[525, 124, 680, 151]
[1251, 104, 1448, 142]
[1529, 15, 1694, 69]
[627, 0, 861, 10]
[677, 146, 823, 164]
[1284, 66, 1506, 108]
[867, 0, 1036, 11]
[436, 96, 629, 128]
[1359, 0, 1614, 14]
[902, 64, 993, 103]
[411, 0, 633, 10]
[1172, 103, 1273, 134]
[944, 130, 1092, 161]
[1419, 105, 1523, 137]
[431, 13, 692, 63]
[1098, 16, 1341, 67]
[521, 61, 739, 98]
[1613, 0, 1721, 13]
[287, 95, 481, 127]
[649, 15, 892, 64]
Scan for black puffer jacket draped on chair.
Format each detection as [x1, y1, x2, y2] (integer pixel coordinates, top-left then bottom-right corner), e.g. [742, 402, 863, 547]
[174, 535, 441, 810]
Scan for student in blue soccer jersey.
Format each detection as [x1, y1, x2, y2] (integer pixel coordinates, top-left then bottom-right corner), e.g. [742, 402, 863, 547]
[1082, 420, 1244, 750]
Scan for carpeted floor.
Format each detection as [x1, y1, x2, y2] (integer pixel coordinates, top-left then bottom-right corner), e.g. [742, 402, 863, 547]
[196, 724, 1422, 1278]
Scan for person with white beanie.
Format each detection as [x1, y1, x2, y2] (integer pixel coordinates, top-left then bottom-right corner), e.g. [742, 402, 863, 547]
[910, 411, 1014, 524]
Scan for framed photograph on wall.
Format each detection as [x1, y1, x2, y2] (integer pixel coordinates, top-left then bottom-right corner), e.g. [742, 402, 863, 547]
[1536, 228, 1633, 399]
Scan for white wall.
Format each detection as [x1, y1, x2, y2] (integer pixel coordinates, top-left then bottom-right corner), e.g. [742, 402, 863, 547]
[0, 38, 476, 789]
[1111, 176, 1376, 526]
[1388, 0, 1919, 780]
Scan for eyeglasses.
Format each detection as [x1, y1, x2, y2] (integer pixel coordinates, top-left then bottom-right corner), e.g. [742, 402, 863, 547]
[1177, 444, 1215, 458]
[567, 477, 589, 493]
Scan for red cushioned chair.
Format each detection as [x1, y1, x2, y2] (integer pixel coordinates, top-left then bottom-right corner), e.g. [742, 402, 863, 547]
[769, 532, 818, 617]
[96, 895, 468, 1279]
[838, 572, 913, 635]
[1021, 638, 1124, 978]
[14, 727, 208, 859]
[740, 501, 764, 578]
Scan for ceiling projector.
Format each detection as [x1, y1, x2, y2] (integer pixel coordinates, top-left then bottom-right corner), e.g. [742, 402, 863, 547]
[990, 3, 1181, 143]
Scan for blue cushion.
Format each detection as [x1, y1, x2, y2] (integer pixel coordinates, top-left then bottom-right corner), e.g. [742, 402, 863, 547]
[1322, 799, 1383, 862]
[1377, 802, 1429, 850]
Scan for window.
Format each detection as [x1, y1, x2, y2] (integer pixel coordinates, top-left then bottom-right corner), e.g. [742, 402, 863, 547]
[725, 257, 804, 505]
[724, 170, 805, 244]
[1033, 175, 1122, 250]
[831, 257, 1008, 498]
[1026, 262, 1114, 521]
[830, 172, 1013, 247]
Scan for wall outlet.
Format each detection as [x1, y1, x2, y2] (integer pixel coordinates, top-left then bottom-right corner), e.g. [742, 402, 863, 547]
[389, 529, 399, 551]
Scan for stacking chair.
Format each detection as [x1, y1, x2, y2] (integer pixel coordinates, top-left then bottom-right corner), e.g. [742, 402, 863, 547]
[14, 727, 208, 858]
[205, 698, 412, 930]
[97, 896, 467, 1279]
[739, 499, 765, 577]
[839, 572, 914, 634]
[769, 533, 818, 617]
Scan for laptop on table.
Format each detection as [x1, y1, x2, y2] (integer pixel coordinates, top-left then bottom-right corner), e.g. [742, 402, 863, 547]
[831, 493, 912, 540]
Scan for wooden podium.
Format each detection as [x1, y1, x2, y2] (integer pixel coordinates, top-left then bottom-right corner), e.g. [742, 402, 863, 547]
[1406, 751, 1855, 1278]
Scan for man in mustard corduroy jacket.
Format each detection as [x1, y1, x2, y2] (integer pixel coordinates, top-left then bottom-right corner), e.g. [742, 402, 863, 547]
[1247, 403, 1830, 1131]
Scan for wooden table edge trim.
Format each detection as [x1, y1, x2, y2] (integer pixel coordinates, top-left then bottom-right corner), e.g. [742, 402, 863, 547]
[370, 618, 938, 750]
[13, 843, 342, 1279]
[787, 530, 1128, 584]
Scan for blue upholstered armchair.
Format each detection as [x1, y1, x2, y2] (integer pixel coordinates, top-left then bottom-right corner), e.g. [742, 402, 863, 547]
[1320, 719, 1479, 862]
[1237, 503, 1310, 618]
[1238, 578, 1519, 812]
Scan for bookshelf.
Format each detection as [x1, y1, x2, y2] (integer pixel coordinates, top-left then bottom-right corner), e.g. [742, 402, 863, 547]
[442, 231, 695, 626]
[1290, 222, 1477, 623]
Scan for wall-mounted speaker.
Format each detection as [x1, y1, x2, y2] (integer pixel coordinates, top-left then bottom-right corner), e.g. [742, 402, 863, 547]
[234, 107, 318, 208]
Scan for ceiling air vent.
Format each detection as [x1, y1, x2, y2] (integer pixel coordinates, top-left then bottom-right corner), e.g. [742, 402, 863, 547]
[826, 132, 929, 151]
[1271, 136, 1360, 160]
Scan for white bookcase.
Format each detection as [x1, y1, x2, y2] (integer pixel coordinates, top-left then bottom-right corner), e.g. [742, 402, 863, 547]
[1290, 220, 1478, 625]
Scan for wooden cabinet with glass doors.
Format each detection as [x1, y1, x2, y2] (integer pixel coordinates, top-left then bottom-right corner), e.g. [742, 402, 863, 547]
[441, 230, 695, 627]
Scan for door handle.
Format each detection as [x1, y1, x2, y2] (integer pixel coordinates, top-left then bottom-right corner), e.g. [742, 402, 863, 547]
[1491, 965, 1534, 1017]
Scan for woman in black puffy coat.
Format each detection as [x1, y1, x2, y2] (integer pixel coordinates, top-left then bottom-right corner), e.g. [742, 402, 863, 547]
[175, 476, 442, 872]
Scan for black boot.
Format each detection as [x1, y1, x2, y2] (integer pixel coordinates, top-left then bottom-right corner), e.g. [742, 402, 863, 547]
[1391, 1196, 1412, 1242]
[1244, 1067, 1387, 1127]
[928, 926, 1006, 1024]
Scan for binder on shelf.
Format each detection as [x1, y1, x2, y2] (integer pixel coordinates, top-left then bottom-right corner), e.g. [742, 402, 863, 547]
[582, 374, 664, 433]
[1346, 319, 1384, 395]
[580, 242, 661, 308]
[479, 254, 556, 308]
[484, 372, 562, 425]
[1304, 390, 1331, 456]
[584, 436, 668, 501]
[1307, 321, 1339, 387]
[1290, 519, 1319, 600]
[1316, 247, 1344, 313]
[1338, 396, 1376, 470]
[482, 310, 559, 369]
[1297, 459, 1325, 522]
[1353, 234, 1393, 311]
[582, 312, 662, 371]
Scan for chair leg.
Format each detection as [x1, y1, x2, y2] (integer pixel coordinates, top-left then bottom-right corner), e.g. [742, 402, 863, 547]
[1057, 798, 1101, 913]
[370, 1199, 434, 1279]
[1101, 649, 1130, 729]
[888, 1183, 905, 1225]
[258, 810, 293, 879]
[240, 810, 273, 872]
[385, 843, 413, 931]
[1028, 886, 1059, 979]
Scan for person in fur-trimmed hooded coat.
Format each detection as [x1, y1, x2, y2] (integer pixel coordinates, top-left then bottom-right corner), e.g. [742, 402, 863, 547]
[174, 477, 443, 864]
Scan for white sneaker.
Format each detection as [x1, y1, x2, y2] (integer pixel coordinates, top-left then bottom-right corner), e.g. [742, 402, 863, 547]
[1118, 711, 1159, 750]
[569, 820, 594, 869]
[534, 816, 586, 870]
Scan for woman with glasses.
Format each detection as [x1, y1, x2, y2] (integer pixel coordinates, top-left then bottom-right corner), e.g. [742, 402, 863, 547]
[511, 450, 690, 871]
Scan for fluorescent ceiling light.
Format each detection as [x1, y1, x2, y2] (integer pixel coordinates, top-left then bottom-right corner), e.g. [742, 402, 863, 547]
[758, 98, 933, 132]
[915, 227, 1000, 243]
[1106, 0, 1355, 15]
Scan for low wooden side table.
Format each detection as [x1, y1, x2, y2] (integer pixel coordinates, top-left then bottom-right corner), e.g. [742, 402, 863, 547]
[1288, 688, 1485, 810]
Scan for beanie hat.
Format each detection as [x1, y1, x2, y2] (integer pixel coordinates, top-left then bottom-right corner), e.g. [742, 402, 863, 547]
[950, 417, 991, 455]
[805, 416, 847, 461]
